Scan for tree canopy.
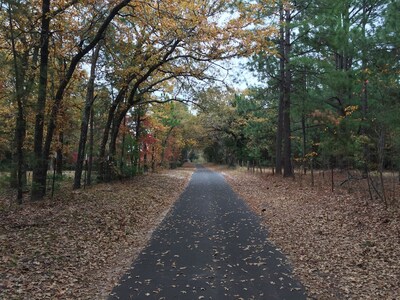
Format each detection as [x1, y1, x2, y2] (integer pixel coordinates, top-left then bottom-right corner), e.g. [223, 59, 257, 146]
[0, 0, 399, 203]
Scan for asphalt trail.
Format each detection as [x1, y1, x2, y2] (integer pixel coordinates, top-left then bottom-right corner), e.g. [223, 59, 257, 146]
[109, 166, 306, 299]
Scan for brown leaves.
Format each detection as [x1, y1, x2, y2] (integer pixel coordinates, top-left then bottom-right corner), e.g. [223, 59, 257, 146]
[220, 167, 400, 299]
[0, 168, 193, 299]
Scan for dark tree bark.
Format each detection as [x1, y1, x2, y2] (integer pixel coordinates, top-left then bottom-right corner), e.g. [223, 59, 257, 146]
[56, 131, 63, 175]
[109, 106, 129, 159]
[32, 0, 131, 199]
[73, 43, 102, 189]
[120, 117, 127, 172]
[133, 105, 143, 173]
[301, 112, 307, 174]
[107, 39, 182, 160]
[151, 142, 156, 172]
[98, 39, 181, 180]
[98, 87, 128, 181]
[360, 0, 370, 175]
[8, 4, 26, 203]
[31, 0, 51, 201]
[275, 2, 285, 176]
[87, 106, 94, 185]
[282, 6, 293, 177]
[161, 127, 175, 166]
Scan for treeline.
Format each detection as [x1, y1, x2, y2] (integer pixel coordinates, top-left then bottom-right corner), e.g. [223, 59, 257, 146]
[0, 0, 270, 202]
[1, 0, 398, 204]
[200, 1, 399, 191]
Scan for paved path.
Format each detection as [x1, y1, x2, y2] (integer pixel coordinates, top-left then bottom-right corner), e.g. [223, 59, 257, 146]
[109, 166, 306, 299]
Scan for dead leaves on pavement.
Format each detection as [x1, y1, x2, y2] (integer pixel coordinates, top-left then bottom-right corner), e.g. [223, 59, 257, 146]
[221, 168, 400, 300]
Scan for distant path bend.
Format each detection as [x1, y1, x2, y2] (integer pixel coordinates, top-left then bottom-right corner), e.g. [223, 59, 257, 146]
[109, 166, 306, 299]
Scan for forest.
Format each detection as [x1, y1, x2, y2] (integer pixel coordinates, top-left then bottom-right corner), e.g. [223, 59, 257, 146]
[0, 0, 399, 203]
[1, 1, 400, 299]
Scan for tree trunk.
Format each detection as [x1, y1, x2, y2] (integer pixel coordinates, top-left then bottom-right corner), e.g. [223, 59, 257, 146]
[378, 128, 387, 206]
[74, 43, 101, 189]
[283, 7, 293, 177]
[134, 105, 142, 172]
[275, 2, 284, 176]
[301, 112, 307, 175]
[31, 0, 51, 201]
[120, 117, 126, 173]
[87, 106, 94, 185]
[8, 4, 27, 203]
[161, 127, 175, 167]
[151, 144, 156, 172]
[301, 70, 308, 175]
[361, 0, 369, 175]
[310, 158, 314, 187]
[33, 0, 131, 198]
[56, 131, 63, 175]
[109, 107, 130, 159]
[143, 143, 148, 172]
[98, 87, 127, 181]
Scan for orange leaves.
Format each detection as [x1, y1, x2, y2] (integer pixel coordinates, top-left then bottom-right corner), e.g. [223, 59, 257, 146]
[312, 109, 341, 126]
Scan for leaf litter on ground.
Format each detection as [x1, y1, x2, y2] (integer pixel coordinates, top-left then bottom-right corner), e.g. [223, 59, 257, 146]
[0, 166, 194, 299]
[214, 165, 400, 300]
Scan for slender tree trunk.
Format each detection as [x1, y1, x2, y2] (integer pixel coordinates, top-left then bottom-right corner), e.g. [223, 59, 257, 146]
[134, 105, 142, 172]
[302, 113, 306, 175]
[130, 139, 135, 176]
[32, 0, 131, 198]
[310, 158, 314, 187]
[56, 131, 63, 175]
[74, 43, 101, 189]
[87, 106, 94, 185]
[275, 2, 284, 175]
[378, 128, 387, 206]
[98, 88, 127, 181]
[120, 117, 126, 172]
[31, 0, 51, 201]
[161, 127, 175, 166]
[361, 0, 369, 176]
[8, 4, 27, 203]
[15, 111, 26, 203]
[151, 144, 156, 172]
[143, 143, 148, 172]
[302, 70, 308, 175]
[109, 107, 130, 159]
[283, 7, 293, 177]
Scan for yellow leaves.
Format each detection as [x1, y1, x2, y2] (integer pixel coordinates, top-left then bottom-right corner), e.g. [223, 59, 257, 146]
[344, 105, 359, 116]
[305, 151, 318, 158]
[186, 138, 198, 148]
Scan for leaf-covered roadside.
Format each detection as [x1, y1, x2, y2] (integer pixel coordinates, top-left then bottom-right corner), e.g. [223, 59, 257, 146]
[220, 168, 400, 300]
[0, 167, 193, 299]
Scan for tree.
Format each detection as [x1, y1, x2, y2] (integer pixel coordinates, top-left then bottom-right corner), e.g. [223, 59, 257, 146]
[31, 0, 132, 200]
[73, 43, 102, 189]
[93, 0, 275, 181]
[1, 0, 41, 202]
[31, 0, 51, 200]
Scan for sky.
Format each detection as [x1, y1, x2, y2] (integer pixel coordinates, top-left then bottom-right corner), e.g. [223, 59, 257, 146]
[226, 57, 262, 90]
